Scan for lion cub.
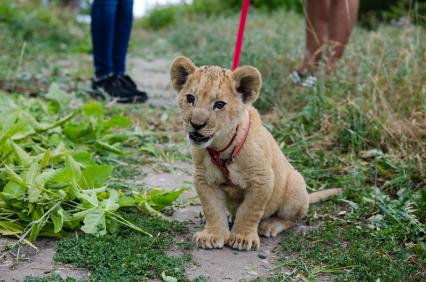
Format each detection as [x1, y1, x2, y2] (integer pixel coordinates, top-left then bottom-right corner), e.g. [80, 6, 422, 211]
[170, 56, 341, 251]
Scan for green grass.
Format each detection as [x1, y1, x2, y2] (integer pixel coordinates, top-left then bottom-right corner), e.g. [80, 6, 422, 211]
[0, 1, 91, 94]
[54, 210, 191, 281]
[278, 221, 424, 281]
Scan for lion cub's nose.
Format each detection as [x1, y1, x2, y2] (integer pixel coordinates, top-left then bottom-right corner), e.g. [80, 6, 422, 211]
[190, 121, 206, 131]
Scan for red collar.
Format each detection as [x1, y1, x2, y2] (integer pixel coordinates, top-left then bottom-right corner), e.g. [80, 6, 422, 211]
[207, 110, 250, 184]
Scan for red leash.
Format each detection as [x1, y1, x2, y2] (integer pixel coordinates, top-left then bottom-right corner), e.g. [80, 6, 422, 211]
[232, 0, 250, 70]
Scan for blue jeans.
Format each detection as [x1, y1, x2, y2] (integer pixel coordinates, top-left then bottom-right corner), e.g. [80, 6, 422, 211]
[91, 0, 133, 78]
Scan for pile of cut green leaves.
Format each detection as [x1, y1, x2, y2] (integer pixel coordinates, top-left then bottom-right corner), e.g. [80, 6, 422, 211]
[0, 84, 184, 242]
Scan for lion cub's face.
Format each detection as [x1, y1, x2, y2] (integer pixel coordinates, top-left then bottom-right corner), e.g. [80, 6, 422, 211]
[170, 56, 262, 148]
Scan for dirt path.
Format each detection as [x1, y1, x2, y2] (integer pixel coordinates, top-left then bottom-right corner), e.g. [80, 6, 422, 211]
[0, 238, 89, 281]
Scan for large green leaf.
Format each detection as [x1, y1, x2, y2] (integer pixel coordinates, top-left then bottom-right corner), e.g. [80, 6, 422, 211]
[73, 151, 95, 167]
[65, 155, 82, 182]
[0, 111, 18, 132]
[82, 101, 104, 119]
[149, 188, 186, 211]
[0, 221, 24, 235]
[51, 142, 68, 159]
[20, 110, 44, 130]
[11, 142, 32, 167]
[0, 119, 29, 145]
[4, 164, 25, 185]
[39, 150, 51, 169]
[72, 208, 92, 221]
[47, 167, 73, 184]
[44, 83, 72, 111]
[25, 161, 42, 203]
[118, 196, 138, 207]
[0, 93, 17, 112]
[101, 189, 119, 211]
[36, 169, 65, 187]
[29, 207, 49, 242]
[103, 115, 132, 129]
[79, 165, 113, 188]
[51, 207, 64, 233]
[63, 123, 92, 141]
[81, 208, 106, 236]
[78, 189, 103, 208]
[1, 181, 25, 200]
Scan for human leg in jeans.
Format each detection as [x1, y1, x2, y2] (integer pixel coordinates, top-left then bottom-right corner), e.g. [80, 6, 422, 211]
[112, 0, 148, 98]
[91, 0, 117, 79]
[90, 0, 147, 102]
[112, 0, 133, 76]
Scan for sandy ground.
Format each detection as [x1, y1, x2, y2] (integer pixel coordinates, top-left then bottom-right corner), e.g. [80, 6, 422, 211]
[1, 57, 328, 282]
[0, 238, 89, 281]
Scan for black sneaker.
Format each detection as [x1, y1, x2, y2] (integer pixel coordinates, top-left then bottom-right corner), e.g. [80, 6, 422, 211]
[118, 75, 148, 102]
[91, 75, 146, 103]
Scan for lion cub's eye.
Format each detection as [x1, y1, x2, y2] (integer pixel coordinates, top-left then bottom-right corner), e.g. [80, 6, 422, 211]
[213, 101, 226, 110]
[186, 94, 195, 105]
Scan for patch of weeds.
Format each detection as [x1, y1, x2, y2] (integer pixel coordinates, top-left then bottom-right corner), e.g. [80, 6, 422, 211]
[267, 117, 425, 281]
[112, 164, 144, 179]
[193, 275, 210, 282]
[275, 211, 425, 281]
[336, 106, 383, 152]
[55, 210, 191, 281]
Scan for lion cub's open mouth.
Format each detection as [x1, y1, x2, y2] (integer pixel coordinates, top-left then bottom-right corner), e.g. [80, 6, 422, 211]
[189, 132, 212, 144]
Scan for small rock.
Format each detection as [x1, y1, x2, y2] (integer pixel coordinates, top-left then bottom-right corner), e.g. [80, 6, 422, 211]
[247, 271, 258, 276]
[258, 252, 268, 259]
[359, 149, 382, 159]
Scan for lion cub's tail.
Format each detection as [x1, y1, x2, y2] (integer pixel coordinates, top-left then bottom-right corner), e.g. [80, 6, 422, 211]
[309, 188, 343, 204]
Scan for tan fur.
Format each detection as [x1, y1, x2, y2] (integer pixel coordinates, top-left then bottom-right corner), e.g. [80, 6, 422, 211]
[170, 56, 342, 251]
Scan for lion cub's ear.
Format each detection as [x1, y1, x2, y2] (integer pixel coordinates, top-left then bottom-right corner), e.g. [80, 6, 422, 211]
[170, 56, 197, 92]
[231, 66, 262, 104]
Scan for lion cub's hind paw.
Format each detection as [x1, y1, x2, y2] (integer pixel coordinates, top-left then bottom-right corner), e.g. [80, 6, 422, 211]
[193, 230, 229, 249]
[227, 232, 260, 251]
[258, 218, 296, 238]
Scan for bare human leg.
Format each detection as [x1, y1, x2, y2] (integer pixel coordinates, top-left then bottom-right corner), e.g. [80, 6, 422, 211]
[299, 0, 331, 74]
[327, 0, 359, 70]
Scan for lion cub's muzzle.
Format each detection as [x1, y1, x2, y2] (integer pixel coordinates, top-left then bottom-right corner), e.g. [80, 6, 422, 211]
[187, 121, 213, 146]
[189, 131, 212, 144]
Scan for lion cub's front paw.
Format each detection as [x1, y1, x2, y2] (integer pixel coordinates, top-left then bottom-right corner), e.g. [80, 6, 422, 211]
[193, 229, 230, 249]
[227, 232, 260, 251]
